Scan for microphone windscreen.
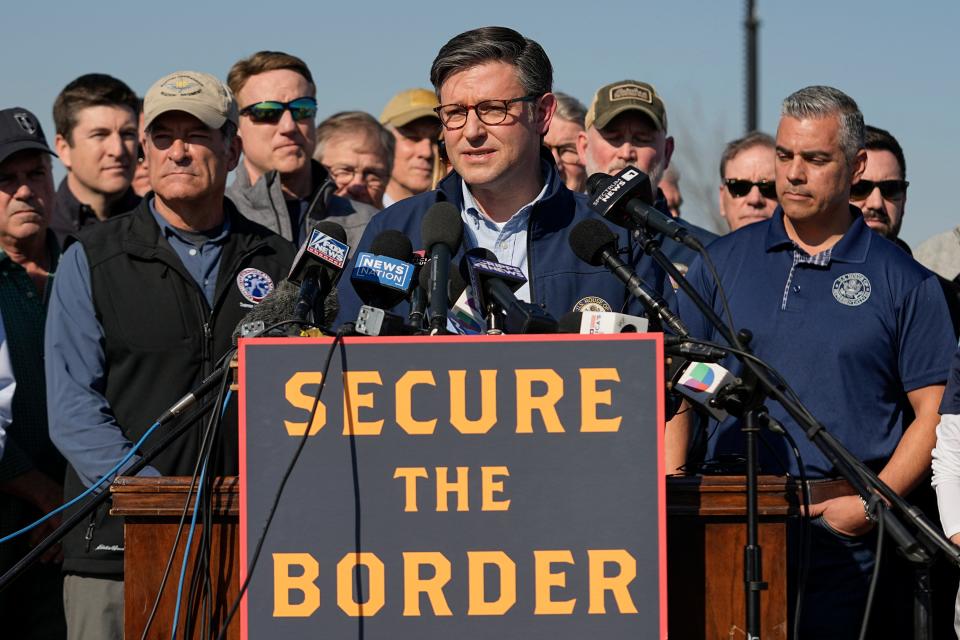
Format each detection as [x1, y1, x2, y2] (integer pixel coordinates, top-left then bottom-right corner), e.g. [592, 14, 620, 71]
[421, 202, 463, 252]
[569, 219, 618, 267]
[369, 229, 413, 261]
[558, 311, 583, 334]
[458, 246, 498, 282]
[232, 280, 300, 339]
[313, 220, 348, 244]
[586, 173, 614, 198]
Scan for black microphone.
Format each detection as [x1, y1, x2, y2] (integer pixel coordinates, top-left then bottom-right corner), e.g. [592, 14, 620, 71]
[288, 221, 350, 325]
[351, 230, 415, 310]
[406, 252, 429, 330]
[587, 168, 702, 251]
[421, 202, 463, 333]
[460, 249, 558, 334]
[569, 218, 689, 336]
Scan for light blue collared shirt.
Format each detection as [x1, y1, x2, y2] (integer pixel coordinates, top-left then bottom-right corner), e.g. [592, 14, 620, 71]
[459, 162, 553, 302]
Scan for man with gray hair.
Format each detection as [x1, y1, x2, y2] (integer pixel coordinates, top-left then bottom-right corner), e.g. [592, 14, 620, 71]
[46, 70, 293, 638]
[717, 130, 778, 231]
[543, 91, 586, 193]
[380, 88, 442, 207]
[314, 111, 393, 212]
[674, 85, 955, 638]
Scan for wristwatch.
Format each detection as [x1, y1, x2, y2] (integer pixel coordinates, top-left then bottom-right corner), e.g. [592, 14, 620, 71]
[859, 495, 878, 524]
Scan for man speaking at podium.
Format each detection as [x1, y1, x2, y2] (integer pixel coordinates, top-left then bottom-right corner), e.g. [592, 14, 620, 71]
[675, 86, 955, 637]
[335, 26, 670, 327]
[45, 70, 292, 639]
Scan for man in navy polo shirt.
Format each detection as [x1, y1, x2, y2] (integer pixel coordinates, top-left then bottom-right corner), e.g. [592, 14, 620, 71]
[675, 86, 955, 637]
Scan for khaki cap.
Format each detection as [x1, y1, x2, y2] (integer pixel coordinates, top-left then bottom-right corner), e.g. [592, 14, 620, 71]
[585, 80, 667, 132]
[143, 70, 238, 130]
[380, 88, 440, 128]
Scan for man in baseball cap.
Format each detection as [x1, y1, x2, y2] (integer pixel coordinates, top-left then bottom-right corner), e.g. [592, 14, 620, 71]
[0, 106, 68, 637]
[379, 88, 441, 207]
[46, 71, 292, 638]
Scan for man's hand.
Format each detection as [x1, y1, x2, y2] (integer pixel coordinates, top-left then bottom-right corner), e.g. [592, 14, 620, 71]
[808, 495, 875, 537]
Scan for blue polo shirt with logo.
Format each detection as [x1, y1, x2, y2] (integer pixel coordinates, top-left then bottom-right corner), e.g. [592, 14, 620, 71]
[676, 206, 954, 478]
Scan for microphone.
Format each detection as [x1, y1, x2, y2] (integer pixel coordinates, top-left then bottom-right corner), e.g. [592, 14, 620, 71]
[558, 311, 648, 334]
[670, 360, 738, 421]
[288, 221, 350, 325]
[568, 218, 689, 336]
[587, 168, 702, 251]
[232, 280, 303, 340]
[421, 202, 463, 333]
[460, 249, 558, 334]
[406, 251, 428, 330]
[351, 230, 416, 310]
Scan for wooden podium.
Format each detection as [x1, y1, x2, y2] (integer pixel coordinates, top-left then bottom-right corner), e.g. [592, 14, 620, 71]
[111, 476, 240, 640]
[112, 474, 849, 639]
[667, 474, 851, 639]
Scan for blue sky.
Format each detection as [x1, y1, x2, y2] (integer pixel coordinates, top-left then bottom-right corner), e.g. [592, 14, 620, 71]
[4, 0, 958, 245]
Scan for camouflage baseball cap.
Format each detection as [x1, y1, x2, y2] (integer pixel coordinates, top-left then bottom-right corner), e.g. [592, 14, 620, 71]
[585, 80, 667, 132]
[143, 70, 238, 130]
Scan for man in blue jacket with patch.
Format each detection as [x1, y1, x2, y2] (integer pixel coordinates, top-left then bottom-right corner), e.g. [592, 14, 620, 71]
[336, 26, 670, 328]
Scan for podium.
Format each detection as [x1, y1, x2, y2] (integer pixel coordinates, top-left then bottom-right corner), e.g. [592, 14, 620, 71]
[667, 474, 851, 639]
[111, 476, 240, 640]
[113, 474, 849, 639]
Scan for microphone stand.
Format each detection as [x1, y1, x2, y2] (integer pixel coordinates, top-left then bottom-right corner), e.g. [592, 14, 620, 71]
[633, 228, 960, 639]
[0, 365, 229, 592]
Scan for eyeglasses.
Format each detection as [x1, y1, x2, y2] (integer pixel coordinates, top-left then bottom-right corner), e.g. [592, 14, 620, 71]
[724, 179, 777, 199]
[239, 97, 318, 124]
[433, 95, 539, 130]
[325, 164, 388, 186]
[849, 179, 909, 202]
[546, 143, 580, 164]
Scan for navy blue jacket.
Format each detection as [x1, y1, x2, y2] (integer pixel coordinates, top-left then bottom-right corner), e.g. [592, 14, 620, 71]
[335, 166, 672, 328]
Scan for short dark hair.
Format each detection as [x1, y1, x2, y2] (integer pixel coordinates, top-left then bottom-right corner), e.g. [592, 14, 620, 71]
[314, 111, 395, 176]
[430, 26, 552, 97]
[53, 73, 139, 144]
[227, 51, 315, 100]
[864, 125, 906, 179]
[719, 130, 775, 180]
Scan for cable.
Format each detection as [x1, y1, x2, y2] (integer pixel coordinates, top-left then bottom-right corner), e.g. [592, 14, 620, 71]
[858, 505, 886, 640]
[139, 365, 233, 640]
[214, 329, 346, 640]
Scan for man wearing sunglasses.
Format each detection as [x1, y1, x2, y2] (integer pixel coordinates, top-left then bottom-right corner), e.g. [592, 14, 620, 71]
[676, 86, 955, 638]
[335, 26, 670, 330]
[850, 125, 910, 244]
[718, 131, 778, 232]
[226, 51, 376, 248]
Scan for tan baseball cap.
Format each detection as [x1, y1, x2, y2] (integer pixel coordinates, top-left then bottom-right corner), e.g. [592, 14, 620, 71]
[380, 88, 440, 128]
[585, 80, 668, 132]
[143, 70, 238, 130]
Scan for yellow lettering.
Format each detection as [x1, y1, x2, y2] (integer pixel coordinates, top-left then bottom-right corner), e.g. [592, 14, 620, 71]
[467, 551, 516, 615]
[396, 371, 437, 435]
[336, 552, 385, 617]
[449, 370, 498, 434]
[481, 466, 510, 511]
[272, 553, 319, 617]
[516, 369, 565, 433]
[587, 549, 638, 614]
[534, 550, 576, 614]
[393, 467, 429, 512]
[342, 371, 383, 435]
[403, 552, 453, 616]
[435, 466, 469, 512]
[580, 368, 622, 433]
[283, 372, 327, 436]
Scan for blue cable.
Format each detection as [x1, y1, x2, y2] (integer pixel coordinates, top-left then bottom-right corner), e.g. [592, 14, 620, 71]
[0, 420, 162, 545]
[170, 389, 232, 639]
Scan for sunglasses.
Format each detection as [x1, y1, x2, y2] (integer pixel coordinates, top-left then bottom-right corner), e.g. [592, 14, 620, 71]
[849, 179, 909, 202]
[724, 179, 777, 199]
[239, 97, 318, 124]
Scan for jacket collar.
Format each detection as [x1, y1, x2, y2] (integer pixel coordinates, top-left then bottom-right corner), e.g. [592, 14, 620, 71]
[233, 160, 334, 214]
[56, 177, 140, 226]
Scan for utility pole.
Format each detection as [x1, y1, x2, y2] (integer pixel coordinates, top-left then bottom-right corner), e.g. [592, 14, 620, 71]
[745, 0, 759, 132]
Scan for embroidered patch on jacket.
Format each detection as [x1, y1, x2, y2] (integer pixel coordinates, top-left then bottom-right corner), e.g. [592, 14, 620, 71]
[237, 268, 274, 304]
[832, 272, 871, 307]
[573, 296, 612, 312]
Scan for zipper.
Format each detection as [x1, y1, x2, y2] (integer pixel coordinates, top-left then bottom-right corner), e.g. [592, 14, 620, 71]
[83, 512, 96, 553]
[526, 204, 536, 303]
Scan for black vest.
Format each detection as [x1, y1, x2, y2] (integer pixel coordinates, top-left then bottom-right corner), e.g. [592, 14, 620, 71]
[61, 198, 294, 575]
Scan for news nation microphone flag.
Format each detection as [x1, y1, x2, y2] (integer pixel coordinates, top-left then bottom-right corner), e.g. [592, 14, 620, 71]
[351, 252, 415, 293]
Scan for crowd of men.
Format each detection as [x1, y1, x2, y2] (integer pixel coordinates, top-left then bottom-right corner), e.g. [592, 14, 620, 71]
[2, 23, 960, 640]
